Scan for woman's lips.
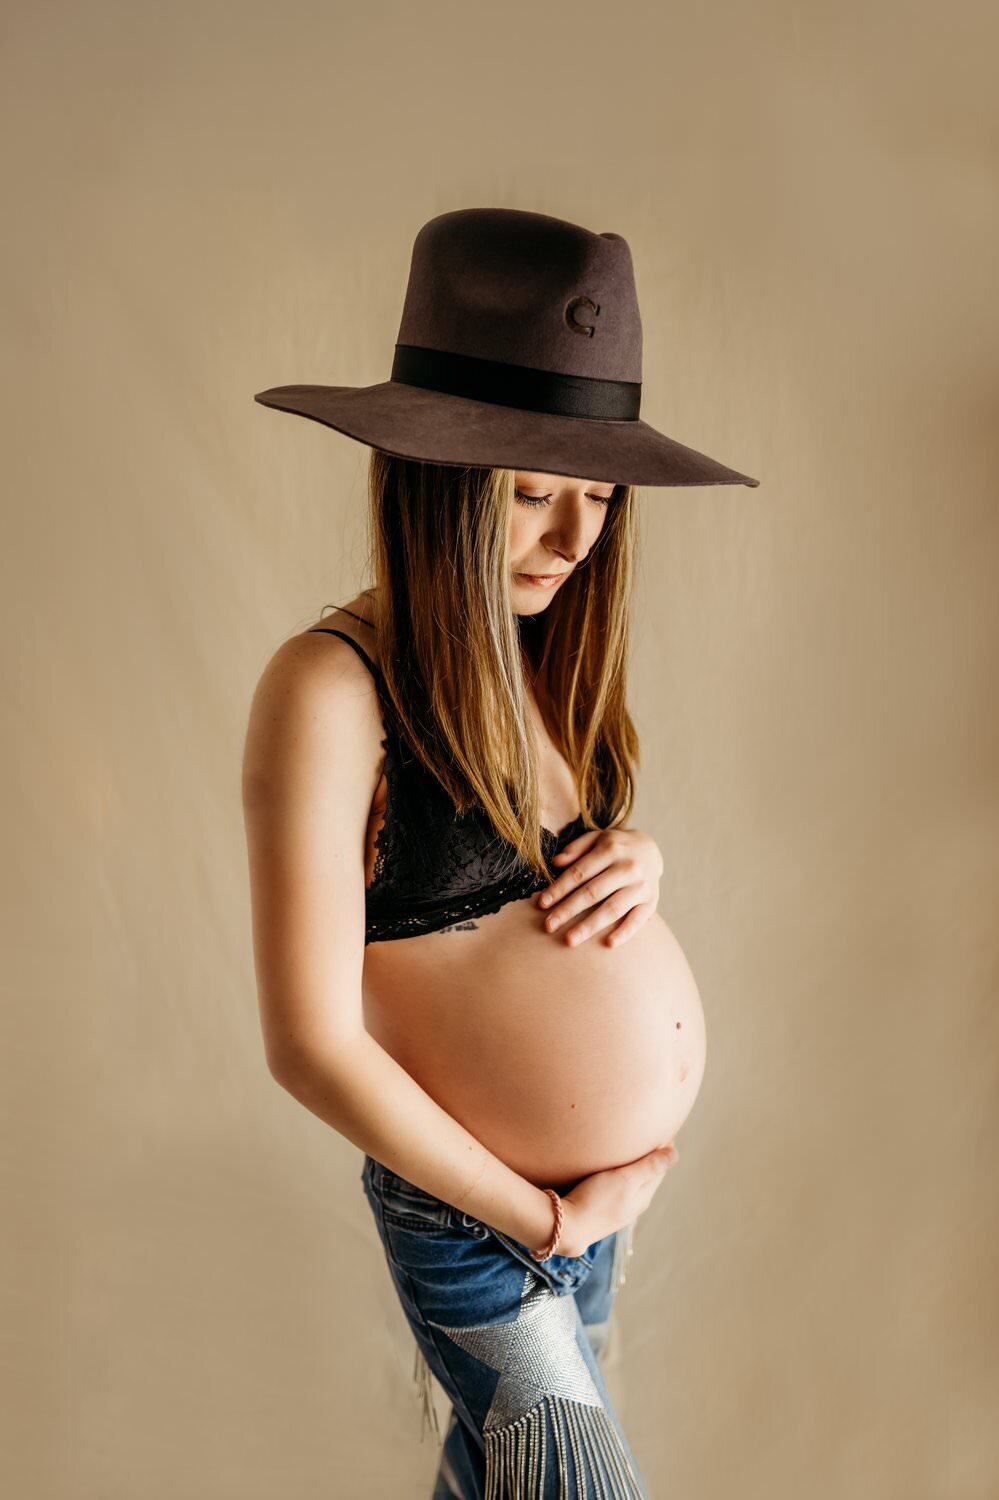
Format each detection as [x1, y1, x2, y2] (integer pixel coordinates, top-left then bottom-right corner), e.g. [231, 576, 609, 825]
[516, 572, 567, 588]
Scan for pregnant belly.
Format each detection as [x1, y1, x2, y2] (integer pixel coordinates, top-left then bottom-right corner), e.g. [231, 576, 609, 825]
[361, 892, 706, 1189]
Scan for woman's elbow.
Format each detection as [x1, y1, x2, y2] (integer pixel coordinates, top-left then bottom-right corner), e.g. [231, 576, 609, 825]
[265, 1038, 299, 1090]
[264, 1030, 316, 1093]
[263, 1023, 363, 1095]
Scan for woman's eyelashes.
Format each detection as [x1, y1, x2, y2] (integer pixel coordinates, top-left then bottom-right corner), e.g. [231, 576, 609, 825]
[514, 489, 613, 509]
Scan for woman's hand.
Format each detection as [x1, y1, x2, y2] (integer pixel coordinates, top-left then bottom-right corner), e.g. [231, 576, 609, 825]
[555, 1142, 679, 1258]
[536, 826, 664, 948]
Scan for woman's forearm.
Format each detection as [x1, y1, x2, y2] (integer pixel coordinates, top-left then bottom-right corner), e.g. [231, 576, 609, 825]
[269, 1028, 556, 1254]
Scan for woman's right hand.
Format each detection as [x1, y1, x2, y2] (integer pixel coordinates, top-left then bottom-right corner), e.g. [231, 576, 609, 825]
[555, 1142, 680, 1257]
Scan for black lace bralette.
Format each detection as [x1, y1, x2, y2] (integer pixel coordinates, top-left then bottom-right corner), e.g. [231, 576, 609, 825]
[307, 610, 588, 944]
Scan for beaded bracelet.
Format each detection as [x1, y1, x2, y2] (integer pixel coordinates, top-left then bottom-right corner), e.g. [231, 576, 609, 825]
[529, 1188, 564, 1262]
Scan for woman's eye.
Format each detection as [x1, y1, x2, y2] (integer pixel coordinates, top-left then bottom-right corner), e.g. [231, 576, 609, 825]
[514, 489, 612, 508]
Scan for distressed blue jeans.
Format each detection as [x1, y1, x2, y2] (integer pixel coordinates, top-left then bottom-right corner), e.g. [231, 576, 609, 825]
[361, 1154, 647, 1497]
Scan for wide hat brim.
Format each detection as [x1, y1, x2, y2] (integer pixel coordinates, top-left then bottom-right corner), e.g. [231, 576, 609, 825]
[253, 380, 760, 489]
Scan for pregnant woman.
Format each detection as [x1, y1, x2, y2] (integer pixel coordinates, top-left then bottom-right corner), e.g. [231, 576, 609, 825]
[242, 207, 758, 1497]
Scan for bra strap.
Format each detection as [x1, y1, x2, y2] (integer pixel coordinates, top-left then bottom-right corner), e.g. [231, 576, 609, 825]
[325, 606, 374, 628]
[307, 628, 382, 682]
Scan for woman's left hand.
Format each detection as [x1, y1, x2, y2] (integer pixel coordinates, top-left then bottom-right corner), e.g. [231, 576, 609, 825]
[535, 827, 664, 948]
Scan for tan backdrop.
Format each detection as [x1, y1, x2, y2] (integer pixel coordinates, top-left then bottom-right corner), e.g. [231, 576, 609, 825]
[4, 1, 997, 1495]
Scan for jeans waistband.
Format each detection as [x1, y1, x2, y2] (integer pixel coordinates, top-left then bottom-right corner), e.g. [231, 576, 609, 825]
[365, 1154, 580, 1202]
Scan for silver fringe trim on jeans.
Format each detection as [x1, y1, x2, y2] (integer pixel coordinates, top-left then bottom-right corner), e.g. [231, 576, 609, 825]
[481, 1391, 646, 1498]
[610, 1217, 637, 1293]
[420, 1262, 648, 1497]
[415, 1338, 442, 1444]
[413, 1221, 642, 1484]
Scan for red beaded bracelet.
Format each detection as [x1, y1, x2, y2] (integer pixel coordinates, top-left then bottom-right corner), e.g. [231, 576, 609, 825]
[529, 1188, 564, 1262]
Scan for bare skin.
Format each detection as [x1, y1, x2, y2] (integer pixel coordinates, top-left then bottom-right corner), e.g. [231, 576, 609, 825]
[245, 471, 702, 1253]
[314, 473, 707, 1188]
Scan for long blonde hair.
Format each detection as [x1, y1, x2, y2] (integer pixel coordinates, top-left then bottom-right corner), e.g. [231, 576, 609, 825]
[320, 450, 641, 882]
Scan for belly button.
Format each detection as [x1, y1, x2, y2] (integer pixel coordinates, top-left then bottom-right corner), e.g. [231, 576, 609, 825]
[678, 1059, 689, 1083]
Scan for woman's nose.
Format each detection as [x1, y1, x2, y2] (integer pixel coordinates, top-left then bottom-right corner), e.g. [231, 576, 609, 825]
[543, 520, 589, 563]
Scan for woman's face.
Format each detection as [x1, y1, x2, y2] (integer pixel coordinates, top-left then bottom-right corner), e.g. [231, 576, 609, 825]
[509, 470, 615, 612]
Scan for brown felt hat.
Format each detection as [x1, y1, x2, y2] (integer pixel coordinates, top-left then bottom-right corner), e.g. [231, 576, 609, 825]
[254, 207, 760, 489]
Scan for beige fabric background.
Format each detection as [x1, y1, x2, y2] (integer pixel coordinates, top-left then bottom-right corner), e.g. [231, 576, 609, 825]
[4, 2, 997, 1496]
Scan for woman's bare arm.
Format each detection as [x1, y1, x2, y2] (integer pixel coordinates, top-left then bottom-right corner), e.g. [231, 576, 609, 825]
[268, 1029, 558, 1249]
[241, 630, 557, 1254]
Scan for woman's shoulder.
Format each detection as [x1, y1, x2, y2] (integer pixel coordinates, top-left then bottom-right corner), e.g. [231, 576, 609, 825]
[296, 591, 382, 674]
[243, 592, 389, 817]
[252, 592, 386, 736]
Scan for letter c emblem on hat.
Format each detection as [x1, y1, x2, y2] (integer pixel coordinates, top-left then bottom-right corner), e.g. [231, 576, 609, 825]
[565, 295, 600, 337]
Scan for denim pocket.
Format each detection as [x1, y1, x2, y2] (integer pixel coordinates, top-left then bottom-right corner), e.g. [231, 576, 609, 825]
[363, 1156, 599, 1294]
[485, 1224, 600, 1294]
[374, 1168, 455, 1233]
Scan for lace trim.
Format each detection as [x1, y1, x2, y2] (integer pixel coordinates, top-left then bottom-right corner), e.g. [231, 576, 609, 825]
[368, 732, 394, 891]
[366, 881, 538, 944]
[364, 817, 587, 945]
